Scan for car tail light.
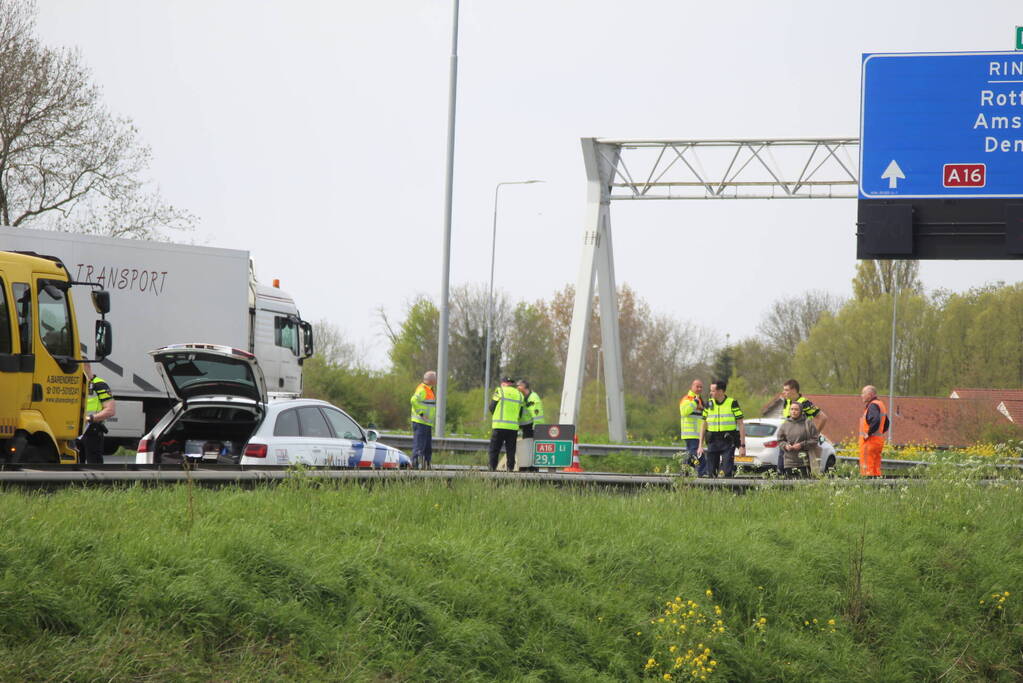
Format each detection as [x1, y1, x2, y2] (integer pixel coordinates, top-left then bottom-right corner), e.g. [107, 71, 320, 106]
[243, 443, 267, 458]
[137, 438, 150, 453]
[764, 440, 778, 448]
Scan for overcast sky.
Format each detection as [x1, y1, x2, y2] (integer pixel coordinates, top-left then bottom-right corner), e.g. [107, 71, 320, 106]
[34, 1, 1023, 367]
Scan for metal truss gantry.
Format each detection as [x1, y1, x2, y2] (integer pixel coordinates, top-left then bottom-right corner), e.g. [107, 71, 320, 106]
[559, 137, 860, 441]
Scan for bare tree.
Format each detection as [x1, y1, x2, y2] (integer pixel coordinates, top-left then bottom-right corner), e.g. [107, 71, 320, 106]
[449, 283, 510, 391]
[0, 0, 193, 236]
[757, 290, 843, 352]
[312, 319, 365, 369]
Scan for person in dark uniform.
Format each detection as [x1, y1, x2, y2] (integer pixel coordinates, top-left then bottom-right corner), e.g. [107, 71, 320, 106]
[81, 364, 116, 464]
[488, 377, 523, 471]
[696, 379, 746, 478]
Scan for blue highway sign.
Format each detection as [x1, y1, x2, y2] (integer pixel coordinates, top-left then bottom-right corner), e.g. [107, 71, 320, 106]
[860, 51, 1023, 199]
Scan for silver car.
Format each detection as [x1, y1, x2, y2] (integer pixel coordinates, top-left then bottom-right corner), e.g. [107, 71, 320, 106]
[135, 343, 410, 468]
[736, 418, 837, 473]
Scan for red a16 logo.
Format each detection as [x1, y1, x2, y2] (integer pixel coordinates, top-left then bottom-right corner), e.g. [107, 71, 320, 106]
[943, 164, 985, 188]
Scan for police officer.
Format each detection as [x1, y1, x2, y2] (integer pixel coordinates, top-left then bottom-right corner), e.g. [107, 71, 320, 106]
[488, 376, 523, 471]
[696, 379, 746, 478]
[516, 379, 544, 439]
[777, 379, 828, 474]
[81, 364, 115, 464]
[679, 379, 705, 474]
[410, 370, 437, 469]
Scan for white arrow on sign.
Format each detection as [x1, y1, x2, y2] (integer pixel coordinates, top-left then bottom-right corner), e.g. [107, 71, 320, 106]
[881, 159, 905, 189]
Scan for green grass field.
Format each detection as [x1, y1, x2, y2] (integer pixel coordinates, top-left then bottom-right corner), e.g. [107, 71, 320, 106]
[0, 475, 1019, 681]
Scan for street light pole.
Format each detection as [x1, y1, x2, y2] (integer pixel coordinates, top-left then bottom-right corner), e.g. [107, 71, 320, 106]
[482, 179, 543, 421]
[435, 0, 459, 438]
[888, 282, 898, 443]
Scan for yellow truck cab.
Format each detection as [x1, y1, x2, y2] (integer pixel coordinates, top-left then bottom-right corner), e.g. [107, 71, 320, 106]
[0, 250, 111, 463]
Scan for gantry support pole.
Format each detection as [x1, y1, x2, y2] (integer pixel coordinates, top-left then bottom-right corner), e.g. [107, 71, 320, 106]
[559, 138, 627, 441]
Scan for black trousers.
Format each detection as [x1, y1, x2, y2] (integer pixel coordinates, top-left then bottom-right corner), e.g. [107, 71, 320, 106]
[488, 429, 517, 471]
[80, 427, 104, 464]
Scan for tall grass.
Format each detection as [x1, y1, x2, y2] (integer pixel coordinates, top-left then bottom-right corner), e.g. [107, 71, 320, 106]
[0, 476, 1019, 680]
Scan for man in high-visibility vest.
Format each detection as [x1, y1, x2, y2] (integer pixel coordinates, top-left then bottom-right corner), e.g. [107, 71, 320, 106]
[410, 370, 437, 469]
[81, 364, 116, 464]
[679, 379, 705, 475]
[777, 379, 828, 474]
[858, 385, 889, 478]
[696, 379, 746, 478]
[488, 376, 524, 471]
[516, 379, 544, 439]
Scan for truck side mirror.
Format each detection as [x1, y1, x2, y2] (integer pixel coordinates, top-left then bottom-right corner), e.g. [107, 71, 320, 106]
[94, 320, 112, 359]
[91, 290, 110, 316]
[301, 320, 314, 359]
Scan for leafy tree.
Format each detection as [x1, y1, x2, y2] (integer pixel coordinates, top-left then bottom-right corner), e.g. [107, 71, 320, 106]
[852, 260, 921, 300]
[0, 0, 193, 236]
[503, 300, 560, 396]
[791, 292, 937, 395]
[711, 345, 734, 384]
[381, 296, 439, 382]
[731, 338, 789, 396]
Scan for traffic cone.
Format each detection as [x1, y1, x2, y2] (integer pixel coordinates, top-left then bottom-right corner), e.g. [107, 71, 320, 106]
[562, 434, 584, 472]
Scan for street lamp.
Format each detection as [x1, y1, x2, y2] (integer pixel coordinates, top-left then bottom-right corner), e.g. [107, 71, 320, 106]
[482, 179, 544, 420]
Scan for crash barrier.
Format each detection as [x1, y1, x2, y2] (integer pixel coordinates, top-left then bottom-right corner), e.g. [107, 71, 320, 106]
[377, 433, 1023, 471]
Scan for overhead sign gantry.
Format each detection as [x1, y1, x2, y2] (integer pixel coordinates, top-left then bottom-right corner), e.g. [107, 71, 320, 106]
[560, 137, 860, 441]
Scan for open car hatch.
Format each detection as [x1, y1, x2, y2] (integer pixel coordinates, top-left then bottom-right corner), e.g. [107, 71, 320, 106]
[150, 343, 267, 405]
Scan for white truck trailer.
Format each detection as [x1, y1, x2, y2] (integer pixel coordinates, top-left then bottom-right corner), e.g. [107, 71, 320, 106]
[0, 227, 313, 447]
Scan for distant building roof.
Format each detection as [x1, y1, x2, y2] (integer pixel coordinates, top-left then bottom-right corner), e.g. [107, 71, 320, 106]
[997, 400, 1023, 424]
[950, 388, 1023, 402]
[762, 394, 1007, 447]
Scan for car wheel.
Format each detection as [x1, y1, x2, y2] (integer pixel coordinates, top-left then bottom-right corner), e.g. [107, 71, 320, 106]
[825, 455, 836, 473]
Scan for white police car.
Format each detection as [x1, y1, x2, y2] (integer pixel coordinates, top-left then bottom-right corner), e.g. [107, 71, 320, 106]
[135, 343, 410, 468]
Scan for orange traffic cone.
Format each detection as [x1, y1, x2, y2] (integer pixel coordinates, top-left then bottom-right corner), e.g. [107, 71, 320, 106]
[562, 434, 585, 472]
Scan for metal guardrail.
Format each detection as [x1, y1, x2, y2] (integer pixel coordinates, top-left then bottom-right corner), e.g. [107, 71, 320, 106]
[379, 433, 680, 458]
[378, 433, 1023, 471]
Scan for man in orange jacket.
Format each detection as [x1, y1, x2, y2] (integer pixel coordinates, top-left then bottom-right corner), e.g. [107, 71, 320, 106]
[858, 385, 889, 477]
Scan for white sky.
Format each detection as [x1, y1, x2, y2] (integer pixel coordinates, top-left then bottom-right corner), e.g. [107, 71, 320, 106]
[34, 1, 1023, 367]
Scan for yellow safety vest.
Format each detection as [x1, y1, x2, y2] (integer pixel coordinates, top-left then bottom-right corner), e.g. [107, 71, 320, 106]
[519, 391, 545, 426]
[491, 385, 523, 430]
[410, 383, 436, 427]
[783, 395, 819, 419]
[679, 390, 704, 439]
[704, 396, 743, 433]
[86, 376, 112, 415]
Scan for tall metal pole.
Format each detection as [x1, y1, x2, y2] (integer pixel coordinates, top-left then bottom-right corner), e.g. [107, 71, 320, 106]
[435, 0, 459, 437]
[888, 281, 898, 443]
[483, 180, 542, 421]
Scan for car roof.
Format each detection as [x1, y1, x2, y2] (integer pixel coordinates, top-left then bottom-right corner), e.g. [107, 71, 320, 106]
[746, 418, 783, 425]
[263, 397, 353, 416]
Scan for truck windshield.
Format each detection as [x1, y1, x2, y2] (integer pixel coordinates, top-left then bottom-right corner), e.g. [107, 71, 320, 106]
[37, 279, 73, 358]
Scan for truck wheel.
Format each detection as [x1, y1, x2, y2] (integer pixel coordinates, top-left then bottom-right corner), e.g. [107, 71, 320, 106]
[11, 433, 59, 464]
